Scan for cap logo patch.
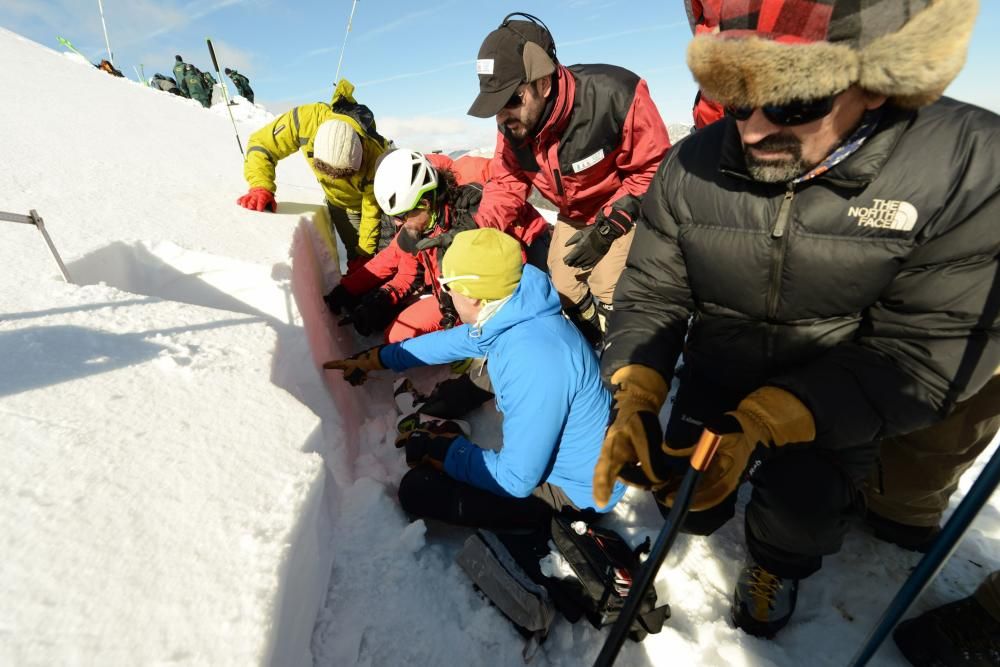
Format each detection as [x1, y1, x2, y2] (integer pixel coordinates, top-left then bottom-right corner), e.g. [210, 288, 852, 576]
[476, 59, 495, 75]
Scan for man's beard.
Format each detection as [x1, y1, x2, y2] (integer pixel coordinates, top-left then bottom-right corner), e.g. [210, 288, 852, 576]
[503, 105, 543, 140]
[743, 134, 812, 183]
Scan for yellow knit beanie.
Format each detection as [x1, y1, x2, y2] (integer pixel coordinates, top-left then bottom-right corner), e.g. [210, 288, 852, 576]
[440, 228, 523, 300]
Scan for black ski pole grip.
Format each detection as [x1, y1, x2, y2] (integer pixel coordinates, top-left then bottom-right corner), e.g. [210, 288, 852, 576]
[207, 39, 220, 72]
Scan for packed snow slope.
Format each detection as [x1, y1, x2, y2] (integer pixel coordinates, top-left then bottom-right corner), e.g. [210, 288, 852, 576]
[2, 26, 998, 667]
[0, 27, 336, 666]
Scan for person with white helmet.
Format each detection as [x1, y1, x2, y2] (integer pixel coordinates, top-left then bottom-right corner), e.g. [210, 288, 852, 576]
[328, 149, 534, 343]
[238, 79, 389, 268]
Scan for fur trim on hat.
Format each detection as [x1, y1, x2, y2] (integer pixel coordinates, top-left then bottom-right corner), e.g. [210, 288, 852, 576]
[687, 0, 976, 109]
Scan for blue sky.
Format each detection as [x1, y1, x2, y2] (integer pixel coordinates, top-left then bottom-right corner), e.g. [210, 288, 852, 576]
[3, 1, 999, 151]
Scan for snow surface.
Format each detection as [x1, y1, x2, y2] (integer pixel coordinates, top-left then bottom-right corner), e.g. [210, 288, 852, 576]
[2, 26, 998, 667]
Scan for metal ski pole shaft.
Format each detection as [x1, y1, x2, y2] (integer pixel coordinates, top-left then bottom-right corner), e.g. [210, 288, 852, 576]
[850, 443, 1000, 666]
[334, 0, 360, 82]
[133, 65, 144, 85]
[139, 63, 147, 85]
[594, 429, 723, 667]
[0, 209, 72, 282]
[97, 0, 114, 65]
[206, 38, 245, 157]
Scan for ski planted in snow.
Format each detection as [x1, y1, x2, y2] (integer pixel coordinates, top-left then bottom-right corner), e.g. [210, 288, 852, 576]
[57, 37, 86, 59]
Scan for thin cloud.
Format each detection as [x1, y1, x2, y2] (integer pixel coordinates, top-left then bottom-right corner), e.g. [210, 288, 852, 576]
[558, 21, 687, 49]
[355, 3, 454, 41]
[304, 2, 455, 59]
[357, 59, 473, 87]
[120, 0, 254, 47]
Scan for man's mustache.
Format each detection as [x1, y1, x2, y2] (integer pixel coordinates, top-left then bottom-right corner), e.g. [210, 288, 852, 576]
[746, 134, 801, 155]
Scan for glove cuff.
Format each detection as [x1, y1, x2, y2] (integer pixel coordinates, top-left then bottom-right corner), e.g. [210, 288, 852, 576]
[731, 386, 815, 448]
[600, 205, 635, 237]
[610, 364, 669, 411]
[360, 345, 386, 370]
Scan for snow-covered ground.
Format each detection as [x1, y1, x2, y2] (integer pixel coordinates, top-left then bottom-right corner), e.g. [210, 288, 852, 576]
[1, 26, 997, 667]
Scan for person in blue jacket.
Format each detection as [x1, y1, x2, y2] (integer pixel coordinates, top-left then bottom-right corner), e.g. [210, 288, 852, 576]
[325, 228, 625, 529]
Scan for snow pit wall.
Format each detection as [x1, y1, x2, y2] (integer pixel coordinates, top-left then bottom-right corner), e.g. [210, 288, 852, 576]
[65, 238, 339, 666]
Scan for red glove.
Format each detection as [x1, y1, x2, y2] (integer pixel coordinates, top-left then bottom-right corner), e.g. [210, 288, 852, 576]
[237, 187, 276, 212]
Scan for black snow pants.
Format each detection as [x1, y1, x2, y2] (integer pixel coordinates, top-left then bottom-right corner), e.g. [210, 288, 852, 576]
[658, 367, 877, 579]
[398, 466, 597, 531]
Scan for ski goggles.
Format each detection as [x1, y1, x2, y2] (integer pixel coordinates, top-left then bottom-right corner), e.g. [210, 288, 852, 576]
[438, 274, 480, 292]
[725, 91, 842, 127]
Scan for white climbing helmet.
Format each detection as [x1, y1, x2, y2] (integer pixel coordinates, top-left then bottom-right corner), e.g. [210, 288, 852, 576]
[373, 149, 439, 216]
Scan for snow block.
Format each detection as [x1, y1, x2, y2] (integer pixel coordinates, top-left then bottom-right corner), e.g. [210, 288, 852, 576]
[290, 216, 361, 453]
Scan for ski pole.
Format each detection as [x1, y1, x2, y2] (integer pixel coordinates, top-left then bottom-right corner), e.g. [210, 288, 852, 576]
[139, 63, 147, 85]
[97, 0, 114, 65]
[0, 209, 72, 282]
[206, 38, 244, 157]
[334, 0, 360, 82]
[594, 429, 723, 667]
[849, 442, 1000, 666]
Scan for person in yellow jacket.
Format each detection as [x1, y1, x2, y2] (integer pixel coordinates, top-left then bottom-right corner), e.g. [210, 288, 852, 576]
[237, 79, 390, 263]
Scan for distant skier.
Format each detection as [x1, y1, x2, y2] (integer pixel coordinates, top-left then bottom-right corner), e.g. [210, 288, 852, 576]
[150, 73, 182, 96]
[182, 64, 210, 108]
[172, 55, 190, 98]
[96, 59, 123, 77]
[224, 67, 254, 103]
[238, 79, 389, 266]
[324, 228, 626, 529]
[200, 69, 218, 105]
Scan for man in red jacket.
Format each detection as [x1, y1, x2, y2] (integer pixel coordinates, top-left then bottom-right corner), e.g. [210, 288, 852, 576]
[467, 13, 670, 347]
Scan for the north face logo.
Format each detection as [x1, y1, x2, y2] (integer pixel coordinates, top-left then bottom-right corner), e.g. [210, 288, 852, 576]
[848, 198, 919, 231]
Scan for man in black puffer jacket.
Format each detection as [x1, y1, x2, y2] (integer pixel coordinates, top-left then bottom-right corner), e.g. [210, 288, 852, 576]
[593, 0, 999, 640]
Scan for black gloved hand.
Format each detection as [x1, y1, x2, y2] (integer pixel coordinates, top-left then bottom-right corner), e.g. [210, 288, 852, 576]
[324, 284, 361, 315]
[396, 428, 458, 469]
[438, 291, 459, 329]
[415, 230, 456, 253]
[563, 207, 634, 270]
[349, 289, 396, 336]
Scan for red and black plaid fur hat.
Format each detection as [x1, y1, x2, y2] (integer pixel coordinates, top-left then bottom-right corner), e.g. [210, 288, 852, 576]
[687, 0, 977, 109]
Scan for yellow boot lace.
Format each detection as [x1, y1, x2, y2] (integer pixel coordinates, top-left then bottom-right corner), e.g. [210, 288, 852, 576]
[748, 566, 783, 619]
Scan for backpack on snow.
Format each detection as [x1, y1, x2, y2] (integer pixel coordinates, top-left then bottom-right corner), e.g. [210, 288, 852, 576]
[547, 515, 669, 640]
[457, 516, 670, 646]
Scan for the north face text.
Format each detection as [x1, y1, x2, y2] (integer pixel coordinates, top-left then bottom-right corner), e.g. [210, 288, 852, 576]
[848, 198, 919, 232]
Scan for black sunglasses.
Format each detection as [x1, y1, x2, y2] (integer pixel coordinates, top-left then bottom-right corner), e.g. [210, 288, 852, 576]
[726, 92, 841, 127]
[503, 87, 527, 110]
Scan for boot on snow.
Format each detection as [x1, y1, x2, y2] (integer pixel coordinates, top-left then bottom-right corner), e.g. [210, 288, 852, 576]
[731, 559, 799, 638]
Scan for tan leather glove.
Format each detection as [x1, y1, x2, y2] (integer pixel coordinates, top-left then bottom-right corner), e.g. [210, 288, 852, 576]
[593, 365, 672, 508]
[323, 346, 385, 386]
[658, 386, 816, 512]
